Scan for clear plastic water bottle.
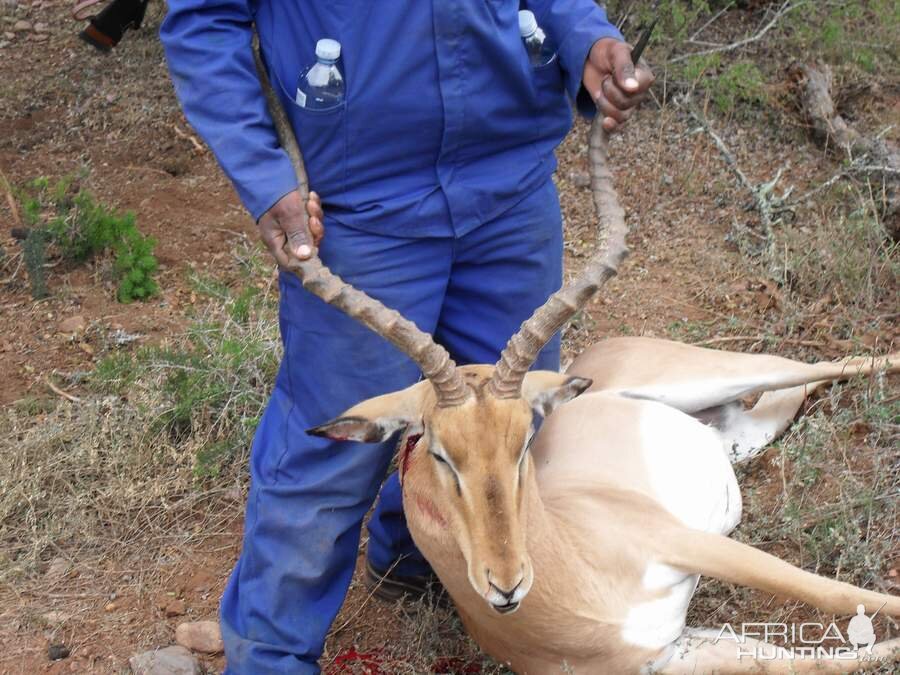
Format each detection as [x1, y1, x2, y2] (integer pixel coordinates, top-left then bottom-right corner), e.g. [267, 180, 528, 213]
[518, 10, 555, 67]
[295, 38, 345, 110]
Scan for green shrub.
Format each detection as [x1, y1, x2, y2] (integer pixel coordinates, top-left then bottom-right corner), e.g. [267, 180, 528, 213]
[18, 176, 159, 303]
[22, 228, 50, 300]
[711, 61, 765, 112]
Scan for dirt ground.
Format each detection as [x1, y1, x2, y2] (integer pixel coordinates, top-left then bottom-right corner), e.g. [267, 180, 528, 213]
[1, 2, 898, 674]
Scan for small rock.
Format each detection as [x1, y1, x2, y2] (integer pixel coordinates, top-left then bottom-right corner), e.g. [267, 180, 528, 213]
[46, 556, 70, 579]
[164, 599, 186, 617]
[104, 602, 117, 612]
[175, 620, 224, 654]
[58, 315, 86, 334]
[3, 31, 14, 40]
[13, 20, 32, 31]
[662, 174, 674, 185]
[43, 611, 68, 624]
[34, 22, 48, 33]
[48, 643, 70, 661]
[129, 646, 200, 675]
[31, 32, 48, 41]
[569, 171, 590, 188]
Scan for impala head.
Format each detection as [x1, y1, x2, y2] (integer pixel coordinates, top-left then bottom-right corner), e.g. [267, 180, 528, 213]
[256, 51, 627, 615]
[309, 366, 591, 613]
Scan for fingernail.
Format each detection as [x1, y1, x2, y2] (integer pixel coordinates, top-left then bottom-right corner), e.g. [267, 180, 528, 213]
[298, 245, 311, 257]
[626, 77, 639, 89]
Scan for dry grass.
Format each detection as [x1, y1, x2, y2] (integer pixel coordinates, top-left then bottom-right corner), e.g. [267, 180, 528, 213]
[0, 253, 279, 595]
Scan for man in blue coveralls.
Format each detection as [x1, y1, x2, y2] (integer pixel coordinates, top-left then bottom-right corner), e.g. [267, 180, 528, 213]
[160, 2, 652, 672]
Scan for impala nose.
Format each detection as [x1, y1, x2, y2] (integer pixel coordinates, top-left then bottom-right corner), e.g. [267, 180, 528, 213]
[487, 576, 525, 614]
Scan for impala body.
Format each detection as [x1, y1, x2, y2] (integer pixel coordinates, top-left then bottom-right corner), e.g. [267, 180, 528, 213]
[318, 338, 899, 673]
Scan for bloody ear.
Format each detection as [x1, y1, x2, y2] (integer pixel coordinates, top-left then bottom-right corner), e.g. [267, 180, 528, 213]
[307, 416, 411, 443]
[306, 380, 431, 443]
[521, 372, 593, 417]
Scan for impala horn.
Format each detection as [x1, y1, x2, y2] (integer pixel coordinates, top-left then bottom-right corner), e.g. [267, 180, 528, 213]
[488, 118, 630, 399]
[252, 40, 470, 407]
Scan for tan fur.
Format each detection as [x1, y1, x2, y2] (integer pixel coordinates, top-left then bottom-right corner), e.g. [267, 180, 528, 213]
[315, 340, 900, 673]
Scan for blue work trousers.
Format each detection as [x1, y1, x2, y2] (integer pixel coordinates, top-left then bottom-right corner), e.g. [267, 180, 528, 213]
[220, 179, 563, 673]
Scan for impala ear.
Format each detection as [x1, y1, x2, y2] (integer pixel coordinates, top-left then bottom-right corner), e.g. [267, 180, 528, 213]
[307, 380, 430, 443]
[308, 415, 416, 443]
[521, 371, 592, 417]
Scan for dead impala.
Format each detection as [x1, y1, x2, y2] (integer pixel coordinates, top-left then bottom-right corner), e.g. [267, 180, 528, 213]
[254, 52, 900, 674]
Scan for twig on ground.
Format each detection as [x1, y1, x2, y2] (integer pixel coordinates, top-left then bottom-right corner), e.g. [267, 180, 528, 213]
[327, 556, 405, 640]
[0, 164, 21, 227]
[45, 378, 82, 403]
[614, 0, 637, 31]
[671, 1, 806, 64]
[682, 97, 791, 270]
[688, 2, 735, 43]
[1, 250, 24, 286]
[793, 62, 899, 236]
[789, 169, 848, 205]
[172, 124, 205, 153]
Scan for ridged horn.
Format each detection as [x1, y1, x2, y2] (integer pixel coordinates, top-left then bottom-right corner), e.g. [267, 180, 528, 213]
[488, 118, 629, 399]
[252, 40, 470, 407]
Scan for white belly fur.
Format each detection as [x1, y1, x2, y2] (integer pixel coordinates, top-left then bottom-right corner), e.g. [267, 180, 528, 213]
[637, 401, 742, 534]
[620, 402, 741, 651]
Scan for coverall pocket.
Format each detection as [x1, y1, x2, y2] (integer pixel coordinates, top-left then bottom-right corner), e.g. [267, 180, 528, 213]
[527, 56, 570, 156]
[274, 72, 349, 201]
[530, 57, 565, 104]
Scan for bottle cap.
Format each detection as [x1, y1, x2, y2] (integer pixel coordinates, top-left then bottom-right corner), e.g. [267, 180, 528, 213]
[518, 10, 538, 37]
[315, 38, 341, 61]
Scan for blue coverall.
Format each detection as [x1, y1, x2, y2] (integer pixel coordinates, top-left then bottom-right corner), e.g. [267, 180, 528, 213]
[160, 2, 621, 672]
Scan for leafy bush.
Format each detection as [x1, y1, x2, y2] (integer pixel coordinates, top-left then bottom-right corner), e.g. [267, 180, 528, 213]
[681, 53, 766, 113]
[19, 176, 159, 302]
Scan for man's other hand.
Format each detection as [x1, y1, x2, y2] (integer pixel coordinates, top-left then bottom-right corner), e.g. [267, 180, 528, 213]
[258, 190, 325, 267]
[583, 38, 655, 133]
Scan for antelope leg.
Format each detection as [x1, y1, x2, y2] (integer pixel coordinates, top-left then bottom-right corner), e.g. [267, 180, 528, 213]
[656, 628, 900, 674]
[569, 338, 897, 415]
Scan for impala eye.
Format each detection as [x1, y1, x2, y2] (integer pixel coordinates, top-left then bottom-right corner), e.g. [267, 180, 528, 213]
[431, 451, 462, 495]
